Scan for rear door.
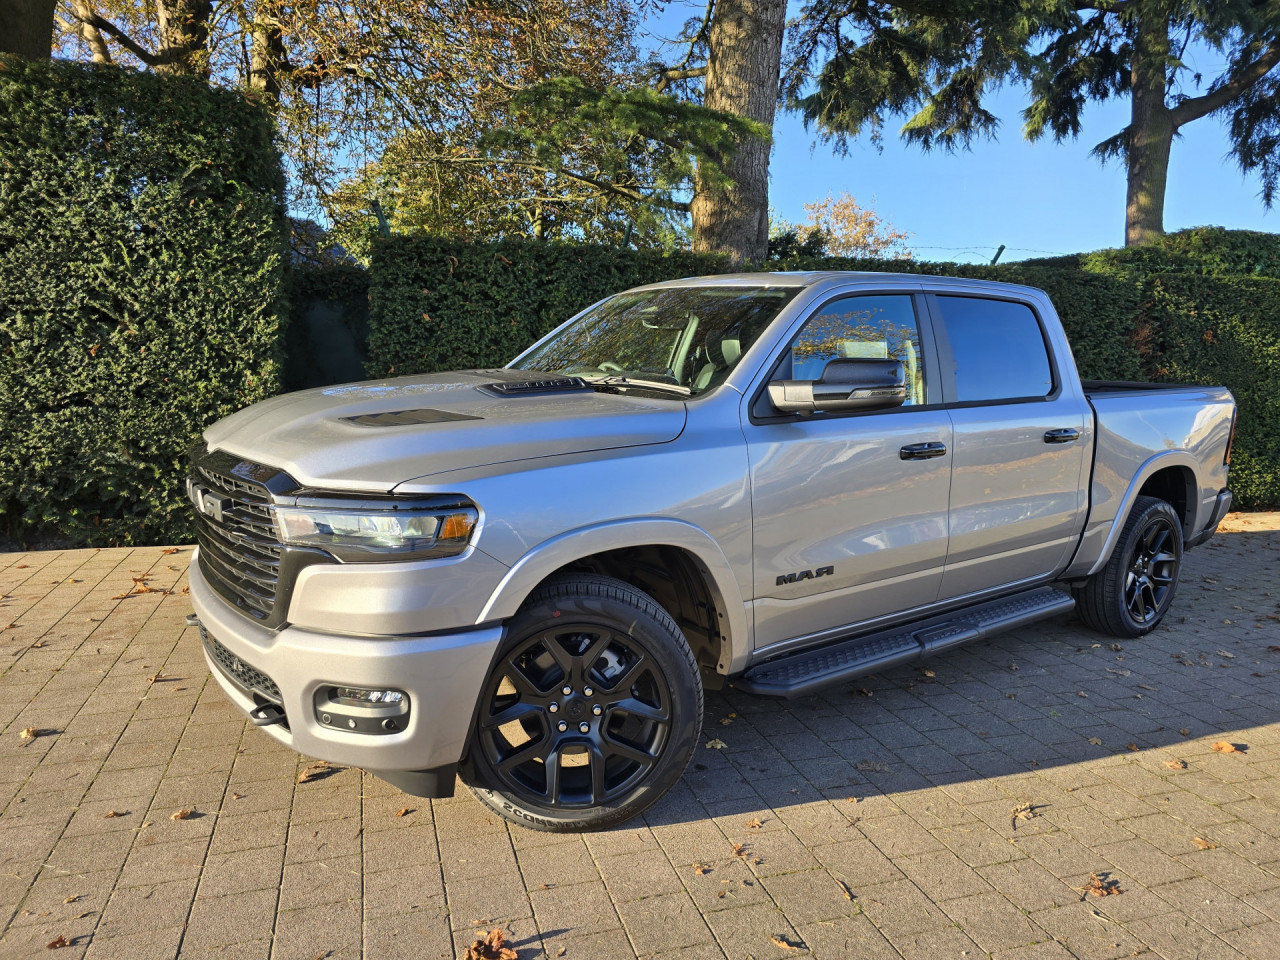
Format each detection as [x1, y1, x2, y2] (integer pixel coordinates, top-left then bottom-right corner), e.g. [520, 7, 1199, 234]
[927, 293, 1091, 599]
[745, 290, 954, 651]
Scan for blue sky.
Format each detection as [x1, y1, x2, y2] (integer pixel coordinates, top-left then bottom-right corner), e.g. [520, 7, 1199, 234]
[642, 2, 1277, 263]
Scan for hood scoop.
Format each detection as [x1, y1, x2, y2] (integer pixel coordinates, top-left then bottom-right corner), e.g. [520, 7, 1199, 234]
[482, 376, 590, 397]
[342, 408, 483, 427]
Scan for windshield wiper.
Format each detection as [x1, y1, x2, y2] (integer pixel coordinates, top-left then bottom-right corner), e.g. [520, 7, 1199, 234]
[582, 375, 691, 397]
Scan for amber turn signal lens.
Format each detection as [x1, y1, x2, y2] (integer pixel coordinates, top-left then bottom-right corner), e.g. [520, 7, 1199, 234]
[439, 512, 476, 541]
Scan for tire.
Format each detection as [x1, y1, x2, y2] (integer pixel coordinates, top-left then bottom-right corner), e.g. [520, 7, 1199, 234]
[461, 574, 704, 832]
[1073, 495, 1184, 638]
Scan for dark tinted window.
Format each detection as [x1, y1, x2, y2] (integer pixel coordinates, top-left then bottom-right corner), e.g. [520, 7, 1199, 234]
[788, 295, 927, 406]
[937, 296, 1053, 402]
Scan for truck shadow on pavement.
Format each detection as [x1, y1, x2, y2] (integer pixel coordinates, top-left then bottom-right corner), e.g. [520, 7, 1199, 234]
[639, 523, 1280, 837]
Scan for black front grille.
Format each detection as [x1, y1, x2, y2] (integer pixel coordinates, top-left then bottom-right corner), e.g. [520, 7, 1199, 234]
[201, 627, 283, 703]
[190, 454, 289, 622]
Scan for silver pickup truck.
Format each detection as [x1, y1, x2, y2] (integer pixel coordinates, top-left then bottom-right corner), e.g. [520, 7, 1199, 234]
[186, 272, 1236, 831]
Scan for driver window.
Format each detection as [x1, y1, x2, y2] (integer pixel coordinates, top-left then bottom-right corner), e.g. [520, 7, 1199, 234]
[788, 295, 926, 406]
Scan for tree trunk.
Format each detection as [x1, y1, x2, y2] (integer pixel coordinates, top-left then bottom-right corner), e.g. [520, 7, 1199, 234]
[249, 16, 286, 102]
[1125, 11, 1174, 246]
[691, 0, 786, 265]
[0, 0, 56, 59]
[153, 0, 212, 76]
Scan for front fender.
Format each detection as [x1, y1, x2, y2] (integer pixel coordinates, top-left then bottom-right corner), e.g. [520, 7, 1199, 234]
[475, 518, 754, 675]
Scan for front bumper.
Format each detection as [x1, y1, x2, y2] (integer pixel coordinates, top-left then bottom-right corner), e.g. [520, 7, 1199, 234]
[189, 549, 503, 793]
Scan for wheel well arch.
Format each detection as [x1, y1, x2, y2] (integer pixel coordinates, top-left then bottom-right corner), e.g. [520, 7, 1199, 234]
[1136, 465, 1197, 538]
[537, 545, 728, 689]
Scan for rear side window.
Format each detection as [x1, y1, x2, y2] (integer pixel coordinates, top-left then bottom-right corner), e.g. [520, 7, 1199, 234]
[936, 296, 1053, 402]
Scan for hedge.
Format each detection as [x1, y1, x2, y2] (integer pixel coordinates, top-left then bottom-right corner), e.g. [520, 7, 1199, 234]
[0, 57, 287, 546]
[368, 232, 1276, 507]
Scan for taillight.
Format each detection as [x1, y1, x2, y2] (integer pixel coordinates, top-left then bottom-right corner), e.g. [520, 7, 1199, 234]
[1225, 410, 1237, 465]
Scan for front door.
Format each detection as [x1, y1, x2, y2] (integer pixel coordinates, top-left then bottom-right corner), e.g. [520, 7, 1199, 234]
[746, 291, 954, 651]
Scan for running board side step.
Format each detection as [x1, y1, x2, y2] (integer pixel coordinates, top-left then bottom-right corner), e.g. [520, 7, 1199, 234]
[736, 586, 1075, 699]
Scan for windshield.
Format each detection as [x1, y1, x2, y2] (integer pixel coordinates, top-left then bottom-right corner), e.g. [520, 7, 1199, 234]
[510, 286, 801, 397]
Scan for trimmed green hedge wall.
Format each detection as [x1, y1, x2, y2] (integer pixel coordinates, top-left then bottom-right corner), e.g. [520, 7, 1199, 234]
[0, 57, 287, 546]
[368, 232, 1276, 507]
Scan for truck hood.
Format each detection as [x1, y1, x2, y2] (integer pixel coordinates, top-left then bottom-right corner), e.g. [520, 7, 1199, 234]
[203, 371, 688, 492]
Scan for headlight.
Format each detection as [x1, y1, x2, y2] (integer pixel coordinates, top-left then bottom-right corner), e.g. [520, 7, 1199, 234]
[272, 498, 478, 562]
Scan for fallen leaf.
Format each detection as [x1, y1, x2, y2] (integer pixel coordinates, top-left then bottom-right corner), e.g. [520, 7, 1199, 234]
[15, 564, 27, 569]
[731, 842, 749, 858]
[1126, 743, 1139, 752]
[297, 761, 331, 783]
[693, 863, 712, 876]
[1081, 872, 1124, 899]
[1212, 741, 1246, 754]
[921, 668, 936, 678]
[19, 727, 37, 741]
[161, 548, 179, 555]
[837, 879, 855, 900]
[1106, 667, 1131, 677]
[855, 759, 889, 772]
[46, 935, 69, 949]
[170, 808, 193, 821]
[1217, 649, 1236, 659]
[746, 817, 767, 830]
[1087, 737, 1103, 746]
[30, 640, 46, 649]
[1164, 759, 1188, 770]
[1137, 684, 1158, 691]
[769, 934, 805, 951]
[103, 810, 127, 818]
[231, 792, 245, 800]
[1076, 690, 1088, 698]
[1179, 728, 1191, 737]
[61, 897, 80, 905]
[718, 713, 737, 726]
[146, 671, 163, 684]
[1010, 802, 1040, 829]
[1193, 837, 1217, 850]
[1269, 645, 1280, 652]
[705, 738, 727, 750]
[395, 807, 413, 817]
[461, 927, 517, 960]
[1109, 643, 1123, 652]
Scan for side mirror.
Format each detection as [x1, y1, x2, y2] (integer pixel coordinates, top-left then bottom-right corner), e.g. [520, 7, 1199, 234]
[768, 358, 907, 414]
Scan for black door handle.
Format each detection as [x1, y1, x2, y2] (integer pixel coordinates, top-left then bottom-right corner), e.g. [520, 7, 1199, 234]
[900, 442, 947, 460]
[1044, 428, 1080, 444]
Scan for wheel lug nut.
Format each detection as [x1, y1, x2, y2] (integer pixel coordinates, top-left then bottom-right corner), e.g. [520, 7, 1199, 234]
[562, 685, 573, 696]
[548, 703, 559, 713]
[557, 721, 567, 732]
[583, 686, 593, 697]
[578, 722, 590, 733]
[592, 704, 602, 716]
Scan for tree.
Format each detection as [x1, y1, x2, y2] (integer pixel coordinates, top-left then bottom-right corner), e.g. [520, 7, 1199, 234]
[1, 0, 56, 58]
[688, 0, 789, 263]
[785, 1, 1280, 245]
[771, 191, 913, 259]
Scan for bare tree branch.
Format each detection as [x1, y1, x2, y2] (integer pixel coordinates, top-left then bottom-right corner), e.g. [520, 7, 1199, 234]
[654, 0, 713, 92]
[1171, 40, 1280, 126]
[66, 9, 163, 65]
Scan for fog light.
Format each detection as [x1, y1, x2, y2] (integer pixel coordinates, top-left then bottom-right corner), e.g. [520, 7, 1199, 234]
[333, 686, 405, 705]
[314, 684, 410, 736]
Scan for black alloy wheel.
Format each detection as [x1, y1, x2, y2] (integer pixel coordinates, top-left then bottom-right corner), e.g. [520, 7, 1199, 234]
[463, 574, 703, 831]
[1123, 514, 1180, 625]
[1074, 495, 1184, 638]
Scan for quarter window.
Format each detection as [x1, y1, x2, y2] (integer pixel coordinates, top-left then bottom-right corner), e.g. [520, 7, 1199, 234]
[936, 296, 1053, 402]
[787, 295, 926, 406]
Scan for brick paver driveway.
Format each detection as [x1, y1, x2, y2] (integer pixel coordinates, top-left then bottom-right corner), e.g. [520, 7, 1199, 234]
[3, 515, 1280, 960]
